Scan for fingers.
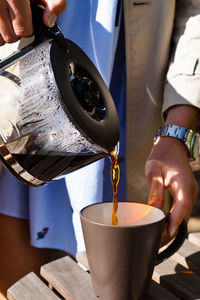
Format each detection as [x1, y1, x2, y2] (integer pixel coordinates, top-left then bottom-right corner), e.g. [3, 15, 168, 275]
[0, 0, 67, 45]
[0, 0, 33, 44]
[167, 174, 199, 237]
[0, 1, 15, 44]
[9, 0, 33, 37]
[41, 0, 67, 27]
[146, 161, 165, 209]
[148, 174, 165, 209]
[0, 34, 5, 46]
[146, 137, 200, 247]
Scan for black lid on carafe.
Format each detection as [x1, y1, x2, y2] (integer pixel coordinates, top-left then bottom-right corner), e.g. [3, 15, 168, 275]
[50, 39, 120, 151]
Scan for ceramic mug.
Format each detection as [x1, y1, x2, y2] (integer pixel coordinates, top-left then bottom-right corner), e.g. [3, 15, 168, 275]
[80, 202, 187, 300]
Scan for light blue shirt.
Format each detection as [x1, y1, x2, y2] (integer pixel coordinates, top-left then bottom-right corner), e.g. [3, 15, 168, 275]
[0, 1, 125, 257]
[57, 0, 121, 86]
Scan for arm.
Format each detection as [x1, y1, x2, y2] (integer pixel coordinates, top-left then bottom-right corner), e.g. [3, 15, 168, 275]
[145, 105, 200, 240]
[145, 2, 200, 242]
[0, 0, 67, 46]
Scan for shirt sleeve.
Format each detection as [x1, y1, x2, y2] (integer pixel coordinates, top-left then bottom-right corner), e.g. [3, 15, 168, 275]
[163, 3, 200, 115]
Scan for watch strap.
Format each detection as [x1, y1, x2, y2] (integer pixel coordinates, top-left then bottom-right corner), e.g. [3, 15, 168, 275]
[154, 124, 200, 161]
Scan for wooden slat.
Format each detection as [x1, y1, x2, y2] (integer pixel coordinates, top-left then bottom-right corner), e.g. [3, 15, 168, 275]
[76, 252, 179, 300]
[76, 252, 89, 270]
[188, 217, 200, 232]
[170, 239, 200, 275]
[153, 257, 200, 299]
[9, 237, 200, 300]
[40, 256, 98, 300]
[7, 272, 60, 300]
[188, 232, 200, 247]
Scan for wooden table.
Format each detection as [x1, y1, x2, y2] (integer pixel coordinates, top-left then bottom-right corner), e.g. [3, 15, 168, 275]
[7, 232, 200, 300]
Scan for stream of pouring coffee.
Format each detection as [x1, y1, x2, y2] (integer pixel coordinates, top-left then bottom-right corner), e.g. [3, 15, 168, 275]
[110, 149, 120, 225]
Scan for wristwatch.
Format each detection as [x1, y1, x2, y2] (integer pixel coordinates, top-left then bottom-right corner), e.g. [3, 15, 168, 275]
[154, 124, 200, 161]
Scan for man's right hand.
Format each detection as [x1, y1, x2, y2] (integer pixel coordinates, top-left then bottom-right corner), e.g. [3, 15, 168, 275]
[0, 0, 67, 46]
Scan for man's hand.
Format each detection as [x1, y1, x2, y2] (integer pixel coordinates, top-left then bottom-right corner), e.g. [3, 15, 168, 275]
[0, 0, 67, 46]
[145, 105, 200, 244]
[145, 136, 199, 243]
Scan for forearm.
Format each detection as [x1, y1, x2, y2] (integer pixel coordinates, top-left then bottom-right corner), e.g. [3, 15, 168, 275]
[164, 105, 200, 132]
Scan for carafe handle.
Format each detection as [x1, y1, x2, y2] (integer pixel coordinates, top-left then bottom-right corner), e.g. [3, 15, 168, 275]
[31, 4, 66, 50]
[0, 5, 65, 71]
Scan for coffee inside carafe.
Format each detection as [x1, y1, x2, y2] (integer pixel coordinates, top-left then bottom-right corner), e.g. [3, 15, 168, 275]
[11, 152, 105, 182]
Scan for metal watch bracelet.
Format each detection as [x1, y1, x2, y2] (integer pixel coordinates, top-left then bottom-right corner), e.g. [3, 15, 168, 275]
[154, 124, 200, 161]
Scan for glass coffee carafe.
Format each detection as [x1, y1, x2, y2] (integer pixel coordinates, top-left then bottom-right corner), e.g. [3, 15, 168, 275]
[0, 6, 120, 186]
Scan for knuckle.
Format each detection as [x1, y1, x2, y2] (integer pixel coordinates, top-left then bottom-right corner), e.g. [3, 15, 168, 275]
[148, 193, 162, 207]
[149, 194, 159, 202]
[4, 35, 19, 43]
[15, 24, 33, 37]
[17, 28, 32, 37]
[0, 35, 5, 46]
[145, 168, 159, 181]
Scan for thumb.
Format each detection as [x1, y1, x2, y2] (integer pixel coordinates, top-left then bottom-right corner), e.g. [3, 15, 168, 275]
[32, 0, 67, 27]
[43, 0, 67, 27]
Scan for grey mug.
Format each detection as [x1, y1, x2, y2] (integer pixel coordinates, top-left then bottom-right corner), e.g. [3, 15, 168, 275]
[80, 202, 187, 300]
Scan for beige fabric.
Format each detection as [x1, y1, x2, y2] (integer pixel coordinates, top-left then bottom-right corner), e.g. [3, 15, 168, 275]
[124, 0, 200, 202]
[163, 0, 200, 113]
[124, 0, 175, 202]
